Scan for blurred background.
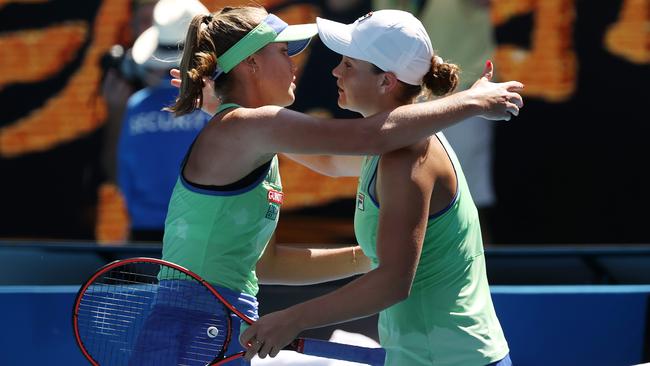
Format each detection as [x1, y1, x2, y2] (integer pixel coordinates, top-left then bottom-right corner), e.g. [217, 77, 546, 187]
[0, 0, 648, 245]
[0, 0, 649, 365]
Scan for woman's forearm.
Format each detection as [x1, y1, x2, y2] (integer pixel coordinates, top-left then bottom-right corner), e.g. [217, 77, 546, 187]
[249, 76, 520, 156]
[281, 154, 338, 177]
[289, 266, 411, 330]
[256, 244, 371, 285]
[250, 93, 480, 156]
[282, 154, 363, 177]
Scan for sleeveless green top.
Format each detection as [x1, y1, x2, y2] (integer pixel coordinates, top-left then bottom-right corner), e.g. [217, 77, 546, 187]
[162, 104, 283, 296]
[353, 133, 508, 365]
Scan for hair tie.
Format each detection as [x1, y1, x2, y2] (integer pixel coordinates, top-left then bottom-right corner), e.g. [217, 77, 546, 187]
[203, 14, 213, 24]
[433, 55, 443, 65]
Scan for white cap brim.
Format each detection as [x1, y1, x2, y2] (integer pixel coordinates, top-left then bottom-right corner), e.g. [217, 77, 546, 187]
[131, 0, 209, 69]
[132, 26, 158, 65]
[132, 26, 182, 68]
[316, 17, 366, 61]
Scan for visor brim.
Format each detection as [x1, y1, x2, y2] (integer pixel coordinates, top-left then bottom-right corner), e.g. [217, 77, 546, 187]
[275, 23, 318, 56]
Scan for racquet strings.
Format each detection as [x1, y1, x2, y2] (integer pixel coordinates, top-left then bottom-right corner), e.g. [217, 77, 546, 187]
[76, 261, 230, 366]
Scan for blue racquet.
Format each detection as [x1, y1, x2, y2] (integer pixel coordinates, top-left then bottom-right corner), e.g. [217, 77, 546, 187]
[72, 257, 385, 365]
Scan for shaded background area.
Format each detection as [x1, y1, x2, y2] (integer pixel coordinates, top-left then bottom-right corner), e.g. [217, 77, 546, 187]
[490, 0, 650, 244]
[0, 0, 648, 245]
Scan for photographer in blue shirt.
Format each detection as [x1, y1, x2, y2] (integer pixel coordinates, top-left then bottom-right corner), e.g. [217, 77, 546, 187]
[117, 0, 210, 242]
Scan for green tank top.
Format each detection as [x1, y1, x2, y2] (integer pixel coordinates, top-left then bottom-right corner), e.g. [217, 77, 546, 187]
[162, 104, 283, 296]
[354, 133, 508, 365]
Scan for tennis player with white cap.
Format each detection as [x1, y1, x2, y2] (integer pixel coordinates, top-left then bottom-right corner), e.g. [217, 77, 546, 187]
[317, 10, 437, 86]
[240, 10, 513, 366]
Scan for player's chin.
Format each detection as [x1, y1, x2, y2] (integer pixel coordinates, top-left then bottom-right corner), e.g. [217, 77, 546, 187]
[279, 92, 295, 107]
[275, 95, 296, 107]
[337, 96, 347, 109]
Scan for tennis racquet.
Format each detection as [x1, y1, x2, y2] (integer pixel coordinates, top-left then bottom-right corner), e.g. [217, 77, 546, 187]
[72, 257, 386, 365]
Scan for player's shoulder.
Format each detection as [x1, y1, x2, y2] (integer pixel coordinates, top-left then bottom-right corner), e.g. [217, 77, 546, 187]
[382, 138, 431, 163]
[222, 105, 284, 123]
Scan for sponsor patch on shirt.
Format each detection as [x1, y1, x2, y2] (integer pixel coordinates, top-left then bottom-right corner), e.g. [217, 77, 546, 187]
[268, 189, 284, 205]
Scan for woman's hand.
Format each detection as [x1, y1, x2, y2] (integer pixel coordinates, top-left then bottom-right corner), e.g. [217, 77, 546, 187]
[169, 68, 220, 115]
[239, 309, 303, 361]
[468, 60, 524, 121]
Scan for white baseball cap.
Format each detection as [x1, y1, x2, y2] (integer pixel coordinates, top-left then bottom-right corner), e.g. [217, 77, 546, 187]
[132, 0, 209, 69]
[316, 10, 434, 85]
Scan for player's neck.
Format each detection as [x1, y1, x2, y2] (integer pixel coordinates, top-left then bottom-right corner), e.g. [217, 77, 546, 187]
[360, 100, 405, 118]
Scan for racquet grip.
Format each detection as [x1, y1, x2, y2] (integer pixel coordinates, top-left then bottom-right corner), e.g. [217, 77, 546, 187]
[288, 338, 385, 365]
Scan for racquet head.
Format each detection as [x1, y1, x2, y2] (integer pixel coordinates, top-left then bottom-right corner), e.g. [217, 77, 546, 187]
[72, 257, 246, 366]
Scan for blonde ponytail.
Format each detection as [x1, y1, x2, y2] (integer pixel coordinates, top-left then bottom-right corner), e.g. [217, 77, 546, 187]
[167, 7, 268, 116]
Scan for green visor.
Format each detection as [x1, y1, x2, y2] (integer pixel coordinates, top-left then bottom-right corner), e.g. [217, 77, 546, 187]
[212, 14, 317, 79]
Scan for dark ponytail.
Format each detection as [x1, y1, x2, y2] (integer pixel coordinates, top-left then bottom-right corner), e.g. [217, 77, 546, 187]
[378, 54, 461, 104]
[422, 56, 460, 97]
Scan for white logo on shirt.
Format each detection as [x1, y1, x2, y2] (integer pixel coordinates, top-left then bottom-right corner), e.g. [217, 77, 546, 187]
[129, 112, 205, 135]
[357, 193, 365, 211]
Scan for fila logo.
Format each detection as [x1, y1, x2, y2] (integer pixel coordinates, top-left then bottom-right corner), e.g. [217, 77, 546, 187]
[357, 12, 373, 23]
[268, 189, 284, 205]
[357, 193, 365, 211]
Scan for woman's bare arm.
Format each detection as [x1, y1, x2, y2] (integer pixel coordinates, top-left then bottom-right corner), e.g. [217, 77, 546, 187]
[281, 154, 363, 177]
[172, 63, 523, 157]
[240, 146, 433, 360]
[256, 243, 371, 285]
